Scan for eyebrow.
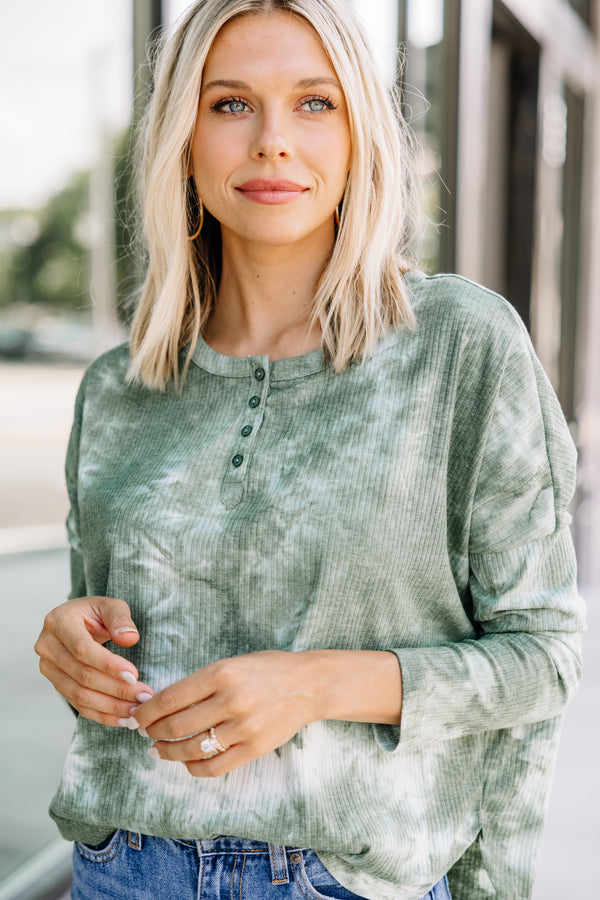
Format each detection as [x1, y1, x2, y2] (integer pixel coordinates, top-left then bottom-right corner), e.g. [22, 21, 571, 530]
[201, 76, 341, 95]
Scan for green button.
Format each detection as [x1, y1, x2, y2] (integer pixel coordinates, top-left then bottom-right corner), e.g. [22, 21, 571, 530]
[248, 396, 260, 408]
[231, 454, 243, 468]
[241, 425, 253, 437]
[254, 367, 265, 381]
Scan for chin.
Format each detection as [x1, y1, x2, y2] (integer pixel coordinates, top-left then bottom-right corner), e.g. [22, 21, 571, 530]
[245, 221, 335, 249]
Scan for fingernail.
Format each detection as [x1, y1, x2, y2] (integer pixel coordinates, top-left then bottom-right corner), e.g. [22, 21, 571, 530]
[147, 746, 160, 759]
[115, 626, 138, 635]
[136, 691, 153, 703]
[138, 727, 149, 738]
[128, 706, 139, 715]
[119, 671, 137, 685]
[118, 717, 139, 730]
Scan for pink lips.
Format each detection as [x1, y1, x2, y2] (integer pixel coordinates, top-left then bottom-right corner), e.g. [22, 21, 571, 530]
[236, 178, 308, 204]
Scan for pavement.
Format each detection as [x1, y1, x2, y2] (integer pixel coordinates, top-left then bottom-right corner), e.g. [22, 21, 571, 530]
[0, 360, 598, 897]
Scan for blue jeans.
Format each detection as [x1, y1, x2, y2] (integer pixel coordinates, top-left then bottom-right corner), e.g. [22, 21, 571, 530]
[72, 832, 452, 899]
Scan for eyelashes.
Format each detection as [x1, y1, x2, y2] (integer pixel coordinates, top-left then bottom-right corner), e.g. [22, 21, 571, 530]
[209, 96, 248, 115]
[302, 96, 337, 113]
[208, 95, 338, 115]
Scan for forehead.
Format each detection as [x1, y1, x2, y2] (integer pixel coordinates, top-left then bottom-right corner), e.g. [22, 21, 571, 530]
[203, 12, 337, 80]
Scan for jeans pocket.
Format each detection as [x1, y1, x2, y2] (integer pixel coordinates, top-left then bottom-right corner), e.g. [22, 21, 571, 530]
[75, 829, 123, 863]
[290, 850, 368, 900]
[292, 851, 452, 900]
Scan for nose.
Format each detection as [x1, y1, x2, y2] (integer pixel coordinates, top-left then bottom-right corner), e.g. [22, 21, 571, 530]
[251, 109, 291, 160]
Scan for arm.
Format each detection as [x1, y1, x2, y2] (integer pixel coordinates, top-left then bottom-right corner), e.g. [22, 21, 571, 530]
[132, 647, 402, 776]
[35, 373, 155, 725]
[392, 321, 584, 749]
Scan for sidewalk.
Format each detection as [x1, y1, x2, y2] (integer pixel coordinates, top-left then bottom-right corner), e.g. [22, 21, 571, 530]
[532, 508, 600, 897]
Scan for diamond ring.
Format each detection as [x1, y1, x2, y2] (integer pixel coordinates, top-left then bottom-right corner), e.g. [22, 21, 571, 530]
[200, 727, 226, 756]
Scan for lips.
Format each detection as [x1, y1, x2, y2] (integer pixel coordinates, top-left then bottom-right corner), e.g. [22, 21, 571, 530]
[238, 179, 307, 192]
[236, 179, 308, 205]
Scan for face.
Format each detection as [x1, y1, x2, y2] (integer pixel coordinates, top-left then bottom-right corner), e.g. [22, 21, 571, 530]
[189, 12, 352, 253]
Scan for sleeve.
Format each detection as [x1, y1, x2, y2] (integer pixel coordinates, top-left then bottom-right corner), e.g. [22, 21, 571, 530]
[65, 372, 88, 600]
[393, 321, 586, 749]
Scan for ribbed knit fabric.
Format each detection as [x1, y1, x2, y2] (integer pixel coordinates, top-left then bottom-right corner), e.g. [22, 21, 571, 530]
[49, 272, 584, 900]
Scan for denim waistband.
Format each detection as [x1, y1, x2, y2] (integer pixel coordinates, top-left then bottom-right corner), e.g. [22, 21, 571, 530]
[189, 836, 303, 854]
[140, 835, 299, 885]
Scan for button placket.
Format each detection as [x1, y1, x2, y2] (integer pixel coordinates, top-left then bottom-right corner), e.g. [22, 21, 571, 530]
[220, 357, 270, 510]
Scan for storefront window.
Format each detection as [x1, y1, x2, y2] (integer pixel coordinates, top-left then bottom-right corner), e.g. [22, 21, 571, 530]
[398, 0, 460, 273]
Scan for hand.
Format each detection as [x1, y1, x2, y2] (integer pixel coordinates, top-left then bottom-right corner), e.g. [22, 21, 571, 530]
[131, 650, 321, 777]
[34, 596, 155, 727]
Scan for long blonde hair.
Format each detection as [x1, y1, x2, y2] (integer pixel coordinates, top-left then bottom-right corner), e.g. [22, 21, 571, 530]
[128, 0, 417, 389]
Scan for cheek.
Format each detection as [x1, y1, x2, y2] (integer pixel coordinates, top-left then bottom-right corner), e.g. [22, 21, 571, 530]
[191, 136, 236, 206]
[192, 133, 223, 176]
[306, 127, 351, 179]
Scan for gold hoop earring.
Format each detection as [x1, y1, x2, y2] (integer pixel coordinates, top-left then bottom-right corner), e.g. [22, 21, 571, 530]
[334, 205, 341, 229]
[189, 198, 204, 241]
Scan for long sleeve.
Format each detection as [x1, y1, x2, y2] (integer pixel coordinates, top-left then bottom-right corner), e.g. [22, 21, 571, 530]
[394, 318, 585, 749]
[65, 372, 87, 601]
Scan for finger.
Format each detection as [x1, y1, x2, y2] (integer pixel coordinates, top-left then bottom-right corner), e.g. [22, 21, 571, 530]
[150, 722, 235, 761]
[184, 744, 253, 778]
[50, 616, 141, 684]
[40, 634, 154, 705]
[38, 597, 141, 682]
[137, 697, 224, 741]
[94, 597, 140, 647]
[131, 670, 217, 729]
[40, 659, 144, 726]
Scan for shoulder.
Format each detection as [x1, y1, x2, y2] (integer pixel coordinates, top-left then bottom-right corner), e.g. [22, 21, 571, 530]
[405, 270, 527, 349]
[74, 342, 133, 404]
[82, 342, 131, 384]
[397, 270, 538, 395]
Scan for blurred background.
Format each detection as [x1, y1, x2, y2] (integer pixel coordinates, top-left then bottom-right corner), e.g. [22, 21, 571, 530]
[0, 1, 598, 898]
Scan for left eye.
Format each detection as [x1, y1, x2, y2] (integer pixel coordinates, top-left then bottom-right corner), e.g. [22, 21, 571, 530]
[302, 98, 329, 112]
[223, 99, 247, 114]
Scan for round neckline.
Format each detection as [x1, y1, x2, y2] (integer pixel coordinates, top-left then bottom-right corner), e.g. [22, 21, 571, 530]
[189, 331, 327, 382]
[188, 271, 421, 381]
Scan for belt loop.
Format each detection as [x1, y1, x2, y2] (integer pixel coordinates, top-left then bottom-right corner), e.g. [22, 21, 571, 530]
[268, 843, 289, 884]
[127, 831, 143, 851]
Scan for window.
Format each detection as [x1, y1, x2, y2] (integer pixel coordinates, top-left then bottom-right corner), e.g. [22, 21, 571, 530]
[398, 0, 461, 274]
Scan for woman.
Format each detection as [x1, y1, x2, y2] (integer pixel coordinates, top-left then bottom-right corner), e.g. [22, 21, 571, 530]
[35, 1, 584, 898]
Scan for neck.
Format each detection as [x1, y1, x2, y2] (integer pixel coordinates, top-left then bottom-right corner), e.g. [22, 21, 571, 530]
[203, 225, 335, 359]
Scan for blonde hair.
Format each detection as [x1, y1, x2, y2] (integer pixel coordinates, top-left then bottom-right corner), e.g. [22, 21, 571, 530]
[128, 0, 417, 389]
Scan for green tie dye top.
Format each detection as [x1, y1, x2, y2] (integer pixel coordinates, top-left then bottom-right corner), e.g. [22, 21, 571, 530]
[50, 272, 584, 900]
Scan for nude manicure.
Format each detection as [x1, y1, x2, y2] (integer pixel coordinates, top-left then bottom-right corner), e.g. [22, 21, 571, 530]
[119, 671, 137, 685]
[118, 717, 139, 729]
[136, 691, 153, 703]
[147, 746, 160, 759]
